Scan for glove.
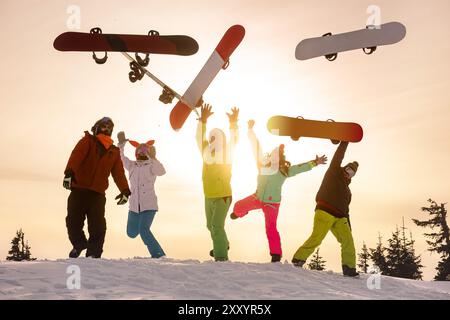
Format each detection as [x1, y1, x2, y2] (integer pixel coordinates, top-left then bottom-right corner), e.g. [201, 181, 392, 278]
[63, 170, 76, 190]
[117, 131, 128, 146]
[115, 188, 131, 205]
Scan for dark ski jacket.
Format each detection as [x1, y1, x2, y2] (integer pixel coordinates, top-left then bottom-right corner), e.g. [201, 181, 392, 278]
[65, 131, 129, 195]
[315, 142, 352, 218]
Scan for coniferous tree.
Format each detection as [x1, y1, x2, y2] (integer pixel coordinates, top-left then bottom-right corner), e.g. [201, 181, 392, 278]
[385, 226, 402, 277]
[6, 229, 36, 261]
[358, 242, 370, 273]
[23, 240, 33, 261]
[384, 219, 423, 280]
[413, 199, 450, 281]
[307, 248, 326, 271]
[398, 222, 423, 280]
[7, 230, 21, 261]
[370, 233, 388, 274]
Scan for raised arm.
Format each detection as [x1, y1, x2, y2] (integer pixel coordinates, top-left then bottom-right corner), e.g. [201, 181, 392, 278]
[330, 142, 349, 169]
[288, 155, 327, 177]
[227, 107, 240, 160]
[118, 143, 132, 171]
[117, 131, 132, 170]
[196, 103, 213, 153]
[247, 120, 264, 167]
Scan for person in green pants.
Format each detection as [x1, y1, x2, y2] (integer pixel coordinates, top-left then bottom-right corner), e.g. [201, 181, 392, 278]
[292, 141, 360, 277]
[196, 103, 239, 261]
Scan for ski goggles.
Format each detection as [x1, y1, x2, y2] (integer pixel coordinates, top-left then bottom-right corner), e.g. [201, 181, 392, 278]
[344, 166, 355, 178]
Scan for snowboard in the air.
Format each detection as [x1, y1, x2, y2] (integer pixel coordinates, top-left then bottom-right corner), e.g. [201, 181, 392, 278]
[53, 28, 199, 63]
[295, 22, 406, 61]
[267, 116, 363, 143]
[169, 25, 245, 131]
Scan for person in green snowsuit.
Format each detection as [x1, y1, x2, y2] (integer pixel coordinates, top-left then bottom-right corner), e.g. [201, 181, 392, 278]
[292, 141, 360, 277]
[196, 103, 239, 261]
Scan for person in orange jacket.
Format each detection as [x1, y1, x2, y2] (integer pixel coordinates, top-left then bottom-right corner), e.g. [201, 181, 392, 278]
[63, 117, 130, 258]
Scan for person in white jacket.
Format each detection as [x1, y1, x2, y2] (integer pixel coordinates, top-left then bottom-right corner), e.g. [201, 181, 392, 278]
[117, 131, 166, 258]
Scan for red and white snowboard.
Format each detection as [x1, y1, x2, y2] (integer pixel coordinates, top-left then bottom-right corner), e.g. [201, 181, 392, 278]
[169, 25, 245, 131]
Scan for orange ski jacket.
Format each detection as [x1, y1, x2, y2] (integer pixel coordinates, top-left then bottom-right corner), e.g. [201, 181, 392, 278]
[64, 131, 129, 195]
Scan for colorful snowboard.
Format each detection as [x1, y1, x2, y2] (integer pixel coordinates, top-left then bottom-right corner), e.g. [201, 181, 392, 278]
[169, 25, 245, 131]
[295, 22, 406, 61]
[53, 29, 199, 56]
[267, 116, 363, 143]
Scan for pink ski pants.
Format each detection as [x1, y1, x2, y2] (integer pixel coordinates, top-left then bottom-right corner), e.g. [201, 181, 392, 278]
[233, 194, 282, 255]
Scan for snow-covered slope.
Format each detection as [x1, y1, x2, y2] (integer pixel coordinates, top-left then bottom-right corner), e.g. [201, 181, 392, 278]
[0, 258, 449, 300]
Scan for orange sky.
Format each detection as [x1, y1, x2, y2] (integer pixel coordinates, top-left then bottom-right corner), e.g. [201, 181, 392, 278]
[0, 0, 449, 281]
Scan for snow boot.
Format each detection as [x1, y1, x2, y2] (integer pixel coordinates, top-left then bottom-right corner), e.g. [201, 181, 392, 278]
[292, 258, 306, 268]
[151, 253, 166, 259]
[342, 265, 360, 277]
[271, 254, 281, 263]
[209, 245, 230, 257]
[69, 246, 86, 258]
[215, 257, 228, 262]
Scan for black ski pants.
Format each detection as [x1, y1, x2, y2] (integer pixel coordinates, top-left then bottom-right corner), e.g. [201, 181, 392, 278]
[66, 188, 107, 257]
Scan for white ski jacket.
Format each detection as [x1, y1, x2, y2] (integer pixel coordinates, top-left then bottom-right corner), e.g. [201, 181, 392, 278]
[119, 145, 166, 212]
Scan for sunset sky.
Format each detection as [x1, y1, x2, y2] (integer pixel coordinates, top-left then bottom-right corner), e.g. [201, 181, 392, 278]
[1, 0, 449, 281]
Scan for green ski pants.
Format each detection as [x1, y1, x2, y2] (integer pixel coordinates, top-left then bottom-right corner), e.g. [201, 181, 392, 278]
[293, 209, 356, 268]
[205, 196, 231, 260]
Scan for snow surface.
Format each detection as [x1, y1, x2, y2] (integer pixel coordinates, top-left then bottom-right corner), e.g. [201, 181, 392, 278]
[0, 258, 449, 300]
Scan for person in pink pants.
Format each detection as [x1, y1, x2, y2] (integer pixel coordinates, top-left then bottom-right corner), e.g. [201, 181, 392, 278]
[233, 194, 283, 256]
[230, 120, 327, 262]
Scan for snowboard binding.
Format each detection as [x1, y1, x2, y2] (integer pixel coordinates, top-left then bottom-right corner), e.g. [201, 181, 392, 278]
[222, 60, 230, 70]
[135, 52, 149, 67]
[128, 61, 145, 82]
[133, 30, 159, 67]
[90, 27, 108, 64]
[327, 119, 341, 144]
[362, 25, 378, 55]
[159, 86, 175, 104]
[322, 33, 337, 61]
[290, 116, 304, 141]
